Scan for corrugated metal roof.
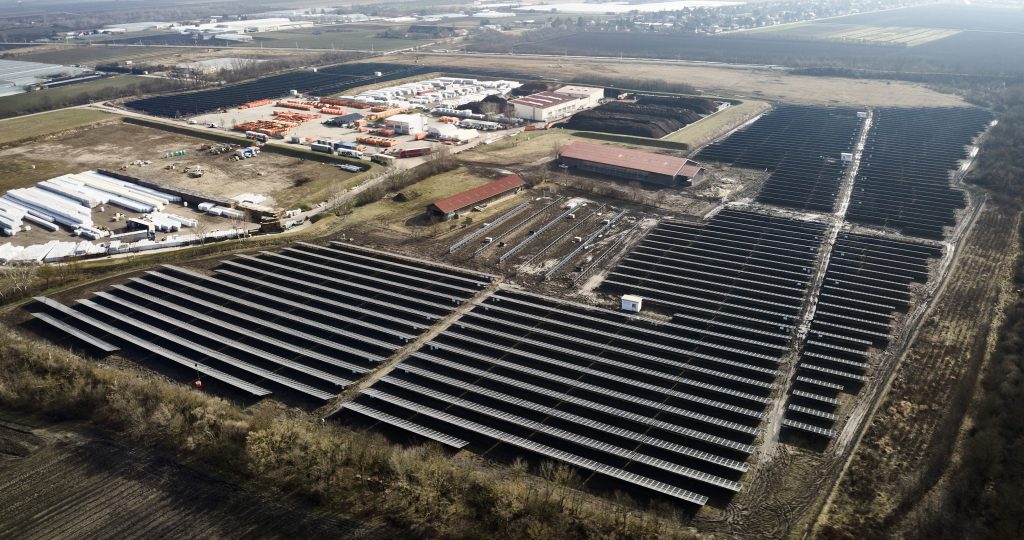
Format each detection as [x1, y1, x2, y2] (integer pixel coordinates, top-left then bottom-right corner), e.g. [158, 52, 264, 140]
[559, 141, 702, 178]
[509, 91, 579, 110]
[430, 175, 526, 214]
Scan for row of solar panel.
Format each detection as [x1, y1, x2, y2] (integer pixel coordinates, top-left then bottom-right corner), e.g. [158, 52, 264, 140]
[31, 242, 492, 401]
[782, 233, 943, 438]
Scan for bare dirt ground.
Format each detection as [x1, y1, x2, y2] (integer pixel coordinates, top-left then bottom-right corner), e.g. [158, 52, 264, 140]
[0, 412, 385, 539]
[812, 205, 1022, 537]
[384, 53, 967, 107]
[0, 121, 362, 208]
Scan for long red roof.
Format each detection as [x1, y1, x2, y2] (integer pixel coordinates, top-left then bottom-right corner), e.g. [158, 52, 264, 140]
[559, 141, 702, 178]
[430, 175, 526, 214]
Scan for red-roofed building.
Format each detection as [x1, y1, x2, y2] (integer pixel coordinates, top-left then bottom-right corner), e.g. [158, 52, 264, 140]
[426, 175, 526, 221]
[558, 141, 706, 188]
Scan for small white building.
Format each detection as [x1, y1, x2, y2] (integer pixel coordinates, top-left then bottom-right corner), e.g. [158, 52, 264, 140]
[621, 294, 643, 313]
[555, 85, 603, 109]
[510, 91, 581, 122]
[385, 113, 425, 135]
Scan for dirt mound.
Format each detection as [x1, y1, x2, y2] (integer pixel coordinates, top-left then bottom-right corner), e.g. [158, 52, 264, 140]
[457, 94, 510, 115]
[566, 96, 716, 138]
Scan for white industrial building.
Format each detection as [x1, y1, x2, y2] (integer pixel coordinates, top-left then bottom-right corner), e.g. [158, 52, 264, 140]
[385, 114, 425, 135]
[510, 91, 581, 122]
[351, 77, 521, 109]
[555, 85, 604, 108]
[178, 18, 312, 36]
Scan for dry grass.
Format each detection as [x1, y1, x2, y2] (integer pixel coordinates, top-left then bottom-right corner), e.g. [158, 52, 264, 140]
[379, 54, 968, 107]
[0, 108, 119, 147]
[662, 100, 772, 149]
[341, 166, 492, 232]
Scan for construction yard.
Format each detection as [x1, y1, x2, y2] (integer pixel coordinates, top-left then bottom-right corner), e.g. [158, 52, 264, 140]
[0, 119, 365, 209]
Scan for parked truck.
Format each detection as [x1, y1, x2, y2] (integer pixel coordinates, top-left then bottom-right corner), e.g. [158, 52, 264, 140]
[338, 149, 364, 159]
[371, 153, 396, 166]
[310, 142, 333, 154]
[397, 147, 432, 158]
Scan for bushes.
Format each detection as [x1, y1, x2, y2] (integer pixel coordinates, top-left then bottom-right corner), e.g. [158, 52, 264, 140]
[0, 325, 695, 539]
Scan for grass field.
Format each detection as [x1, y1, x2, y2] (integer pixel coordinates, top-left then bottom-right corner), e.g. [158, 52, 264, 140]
[0, 108, 118, 147]
[342, 166, 490, 232]
[0, 75, 179, 119]
[10, 45, 192, 65]
[662, 100, 772, 149]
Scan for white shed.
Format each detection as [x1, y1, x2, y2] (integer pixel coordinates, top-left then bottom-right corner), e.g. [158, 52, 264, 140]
[621, 294, 643, 313]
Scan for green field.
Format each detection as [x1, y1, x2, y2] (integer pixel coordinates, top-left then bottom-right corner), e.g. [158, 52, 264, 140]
[0, 75, 181, 119]
[0, 108, 119, 146]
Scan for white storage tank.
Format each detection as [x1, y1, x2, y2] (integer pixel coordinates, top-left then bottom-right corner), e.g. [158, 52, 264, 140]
[621, 294, 643, 313]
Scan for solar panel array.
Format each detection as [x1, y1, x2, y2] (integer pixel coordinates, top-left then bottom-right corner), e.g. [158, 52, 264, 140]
[846, 107, 993, 239]
[125, 63, 430, 117]
[342, 288, 779, 506]
[601, 209, 828, 346]
[697, 105, 864, 212]
[783, 233, 942, 437]
[31, 242, 491, 401]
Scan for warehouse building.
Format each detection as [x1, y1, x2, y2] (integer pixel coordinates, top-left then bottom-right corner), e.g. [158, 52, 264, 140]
[558, 142, 706, 188]
[426, 175, 526, 221]
[385, 113, 425, 135]
[510, 91, 581, 122]
[554, 85, 604, 108]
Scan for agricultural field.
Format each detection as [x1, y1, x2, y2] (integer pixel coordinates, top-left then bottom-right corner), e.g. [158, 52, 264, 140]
[0, 414, 373, 538]
[752, 23, 961, 47]
[465, 22, 1024, 76]
[817, 4, 1024, 32]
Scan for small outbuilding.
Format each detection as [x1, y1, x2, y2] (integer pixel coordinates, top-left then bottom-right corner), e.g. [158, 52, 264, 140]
[621, 294, 643, 313]
[426, 175, 526, 221]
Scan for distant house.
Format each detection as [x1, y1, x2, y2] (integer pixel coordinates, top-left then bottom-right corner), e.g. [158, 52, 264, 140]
[558, 141, 705, 188]
[426, 175, 526, 221]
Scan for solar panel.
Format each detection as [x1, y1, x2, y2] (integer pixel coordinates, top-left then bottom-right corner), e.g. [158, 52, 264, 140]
[31, 311, 119, 353]
[427, 339, 760, 437]
[360, 388, 710, 505]
[411, 352, 755, 453]
[395, 365, 749, 472]
[345, 402, 469, 449]
[787, 404, 839, 421]
[378, 378, 743, 492]
[77, 298, 336, 401]
[146, 271, 387, 365]
[781, 418, 836, 438]
[33, 297, 271, 397]
[790, 390, 840, 406]
[106, 287, 352, 388]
